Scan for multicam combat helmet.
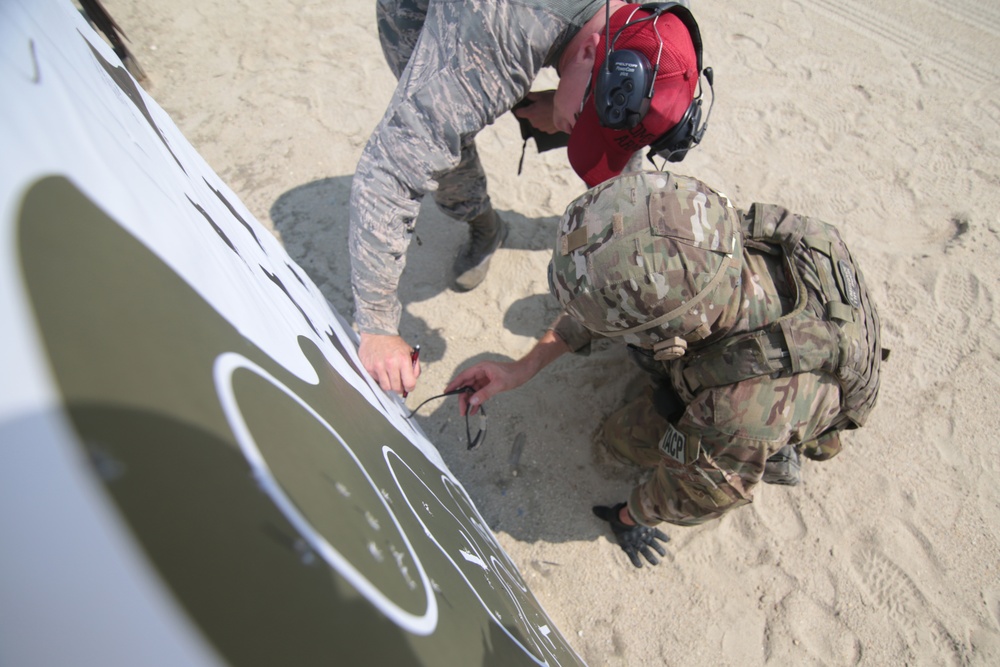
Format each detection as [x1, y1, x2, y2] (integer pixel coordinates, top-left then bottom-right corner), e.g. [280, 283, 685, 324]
[548, 171, 743, 359]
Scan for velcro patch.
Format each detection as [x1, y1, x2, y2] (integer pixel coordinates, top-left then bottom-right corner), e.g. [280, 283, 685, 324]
[837, 259, 861, 308]
[658, 422, 687, 463]
[561, 227, 589, 255]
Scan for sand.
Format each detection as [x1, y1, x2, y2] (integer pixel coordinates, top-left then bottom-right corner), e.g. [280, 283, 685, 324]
[100, 0, 1000, 663]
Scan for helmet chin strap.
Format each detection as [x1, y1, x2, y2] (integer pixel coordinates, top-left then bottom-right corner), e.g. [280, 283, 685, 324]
[652, 336, 687, 361]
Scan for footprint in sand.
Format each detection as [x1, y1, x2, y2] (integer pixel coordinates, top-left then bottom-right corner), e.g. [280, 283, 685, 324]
[851, 546, 966, 664]
[750, 485, 809, 542]
[917, 267, 993, 383]
[776, 591, 861, 663]
[985, 588, 1000, 630]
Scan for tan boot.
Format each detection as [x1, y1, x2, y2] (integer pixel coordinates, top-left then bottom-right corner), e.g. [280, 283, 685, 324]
[452, 209, 508, 291]
[762, 444, 802, 486]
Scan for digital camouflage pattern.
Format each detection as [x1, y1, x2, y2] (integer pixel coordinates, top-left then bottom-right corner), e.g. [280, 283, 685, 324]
[350, 0, 604, 335]
[548, 171, 743, 349]
[548, 171, 882, 526]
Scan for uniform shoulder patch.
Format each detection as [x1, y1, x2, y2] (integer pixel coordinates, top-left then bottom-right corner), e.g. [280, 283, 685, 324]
[658, 422, 687, 463]
[838, 259, 861, 308]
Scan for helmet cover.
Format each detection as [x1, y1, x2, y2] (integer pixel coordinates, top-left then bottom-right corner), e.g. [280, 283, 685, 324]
[548, 171, 742, 349]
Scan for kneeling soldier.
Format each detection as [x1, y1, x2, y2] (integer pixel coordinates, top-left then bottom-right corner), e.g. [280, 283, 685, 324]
[447, 171, 884, 567]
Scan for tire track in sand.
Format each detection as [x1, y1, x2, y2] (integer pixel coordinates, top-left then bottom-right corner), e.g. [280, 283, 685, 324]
[802, 0, 999, 84]
[912, 0, 1000, 38]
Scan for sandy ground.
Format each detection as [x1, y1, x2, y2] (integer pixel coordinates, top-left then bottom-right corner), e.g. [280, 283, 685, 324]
[100, 0, 1000, 664]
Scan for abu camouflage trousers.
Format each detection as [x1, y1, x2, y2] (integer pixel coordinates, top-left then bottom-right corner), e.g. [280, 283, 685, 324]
[376, 0, 492, 222]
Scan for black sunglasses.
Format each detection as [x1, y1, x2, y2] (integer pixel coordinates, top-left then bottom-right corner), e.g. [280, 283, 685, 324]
[407, 386, 487, 450]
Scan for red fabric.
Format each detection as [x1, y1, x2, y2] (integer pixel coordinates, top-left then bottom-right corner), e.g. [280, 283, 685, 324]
[568, 5, 698, 187]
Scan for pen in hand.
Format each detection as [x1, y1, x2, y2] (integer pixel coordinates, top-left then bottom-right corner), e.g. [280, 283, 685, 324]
[403, 344, 420, 398]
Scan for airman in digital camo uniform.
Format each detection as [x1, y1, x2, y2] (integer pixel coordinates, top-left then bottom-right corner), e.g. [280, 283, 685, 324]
[352, 1, 701, 394]
[447, 171, 883, 567]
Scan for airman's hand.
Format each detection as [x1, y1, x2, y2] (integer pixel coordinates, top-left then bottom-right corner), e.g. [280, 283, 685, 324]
[359, 332, 419, 395]
[512, 90, 559, 135]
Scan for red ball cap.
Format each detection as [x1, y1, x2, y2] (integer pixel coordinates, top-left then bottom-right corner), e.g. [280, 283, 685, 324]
[568, 4, 698, 187]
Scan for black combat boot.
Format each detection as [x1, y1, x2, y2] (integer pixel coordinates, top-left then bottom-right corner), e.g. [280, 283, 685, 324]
[762, 444, 802, 486]
[452, 208, 508, 291]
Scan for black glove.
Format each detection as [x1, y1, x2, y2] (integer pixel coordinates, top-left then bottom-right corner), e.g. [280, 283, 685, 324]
[593, 503, 670, 568]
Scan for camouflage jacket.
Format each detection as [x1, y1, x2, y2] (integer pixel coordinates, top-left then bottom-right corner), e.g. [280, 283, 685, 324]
[350, 0, 605, 335]
[552, 193, 880, 527]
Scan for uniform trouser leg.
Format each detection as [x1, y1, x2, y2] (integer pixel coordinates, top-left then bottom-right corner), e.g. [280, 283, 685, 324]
[601, 386, 754, 526]
[603, 349, 685, 467]
[602, 350, 752, 523]
[601, 386, 670, 468]
[376, 0, 492, 223]
[376, 0, 429, 79]
[445, 143, 504, 291]
[432, 139, 492, 222]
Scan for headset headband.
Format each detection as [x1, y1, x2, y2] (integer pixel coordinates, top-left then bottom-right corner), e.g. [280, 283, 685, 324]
[639, 3, 703, 73]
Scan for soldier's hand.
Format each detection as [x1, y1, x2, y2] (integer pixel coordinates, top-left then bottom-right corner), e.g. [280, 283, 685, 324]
[359, 332, 420, 395]
[445, 360, 527, 416]
[592, 503, 670, 568]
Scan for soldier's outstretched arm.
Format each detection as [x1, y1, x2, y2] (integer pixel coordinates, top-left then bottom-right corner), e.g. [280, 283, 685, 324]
[445, 329, 570, 415]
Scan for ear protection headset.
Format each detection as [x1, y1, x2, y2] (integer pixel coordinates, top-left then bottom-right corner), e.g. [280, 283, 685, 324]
[593, 1, 714, 163]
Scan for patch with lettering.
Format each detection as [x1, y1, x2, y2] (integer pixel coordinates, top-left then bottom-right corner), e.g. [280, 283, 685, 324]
[658, 423, 687, 463]
[838, 259, 861, 308]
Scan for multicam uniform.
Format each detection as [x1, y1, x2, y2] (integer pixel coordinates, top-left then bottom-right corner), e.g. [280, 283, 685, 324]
[350, 0, 605, 335]
[549, 172, 882, 527]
